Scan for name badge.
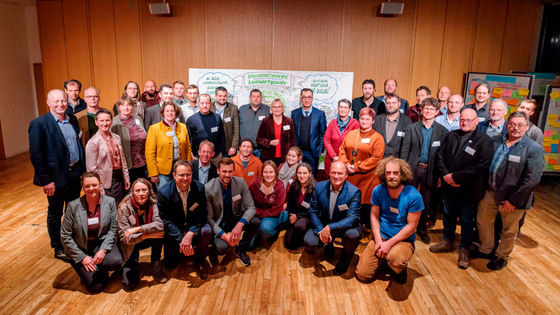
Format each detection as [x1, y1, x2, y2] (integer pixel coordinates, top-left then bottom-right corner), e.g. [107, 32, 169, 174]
[508, 155, 521, 163]
[479, 117, 486, 122]
[362, 138, 370, 144]
[390, 207, 399, 214]
[211, 127, 218, 133]
[288, 178, 294, 185]
[259, 116, 265, 121]
[301, 201, 310, 209]
[135, 118, 142, 126]
[166, 131, 175, 137]
[465, 146, 476, 156]
[397, 131, 405, 137]
[432, 141, 441, 147]
[232, 194, 242, 202]
[224, 117, 231, 123]
[283, 125, 291, 131]
[189, 203, 199, 211]
[78, 130, 83, 138]
[248, 171, 255, 176]
[399, 109, 404, 113]
[338, 204, 349, 211]
[87, 217, 99, 225]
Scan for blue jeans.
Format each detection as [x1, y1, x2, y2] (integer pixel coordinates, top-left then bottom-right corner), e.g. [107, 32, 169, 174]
[304, 226, 361, 259]
[259, 211, 289, 238]
[158, 171, 173, 188]
[252, 149, 261, 159]
[302, 150, 318, 176]
[442, 197, 477, 249]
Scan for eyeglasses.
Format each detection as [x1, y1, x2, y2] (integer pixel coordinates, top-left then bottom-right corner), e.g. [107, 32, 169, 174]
[175, 173, 192, 178]
[460, 117, 478, 123]
[85, 95, 99, 99]
[507, 122, 527, 129]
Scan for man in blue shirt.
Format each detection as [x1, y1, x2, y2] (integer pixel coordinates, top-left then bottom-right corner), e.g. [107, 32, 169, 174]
[435, 94, 463, 131]
[355, 157, 423, 284]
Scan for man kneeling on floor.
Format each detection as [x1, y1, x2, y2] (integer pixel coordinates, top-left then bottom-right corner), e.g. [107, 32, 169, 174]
[355, 157, 423, 284]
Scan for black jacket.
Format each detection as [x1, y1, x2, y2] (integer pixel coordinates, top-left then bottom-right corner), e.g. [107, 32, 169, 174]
[374, 113, 412, 158]
[191, 159, 218, 184]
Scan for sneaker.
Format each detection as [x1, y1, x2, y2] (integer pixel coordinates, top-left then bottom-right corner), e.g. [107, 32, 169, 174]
[151, 260, 168, 283]
[236, 250, 252, 266]
[54, 249, 71, 263]
[429, 240, 455, 253]
[417, 231, 431, 244]
[457, 248, 470, 269]
[393, 269, 408, 285]
[487, 256, 507, 271]
[333, 257, 351, 276]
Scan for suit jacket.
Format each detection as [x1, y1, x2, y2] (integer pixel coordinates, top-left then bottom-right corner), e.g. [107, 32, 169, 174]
[191, 159, 218, 183]
[437, 128, 494, 201]
[29, 112, 85, 187]
[373, 113, 412, 158]
[256, 115, 296, 161]
[478, 120, 507, 137]
[399, 121, 448, 189]
[291, 107, 327, 158]
[309, 180, 361, 235]
[85, 131, 130, 189]
[211, 102, 241, 151]
[490, 135, 544, 209]
[144, 104, 186, 131]
[158, 179, 208, 244]
[60, 195, 118, 263]
[205, 176, 256, 236]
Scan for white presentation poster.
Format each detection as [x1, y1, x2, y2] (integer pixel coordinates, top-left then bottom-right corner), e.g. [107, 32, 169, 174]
[189, 68, 354, 120]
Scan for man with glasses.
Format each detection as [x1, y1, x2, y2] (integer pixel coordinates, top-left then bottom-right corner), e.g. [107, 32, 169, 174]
[516, 99, 544, 145]
[473, 112, 544, 270]
[479, 99, 508, 137]
[158, 160, 212, 279]
[75, 87, 102, 147]
[430, 108, 494, 270]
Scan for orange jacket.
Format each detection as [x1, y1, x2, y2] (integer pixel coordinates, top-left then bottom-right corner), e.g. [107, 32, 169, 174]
[232, 154, 262, 187]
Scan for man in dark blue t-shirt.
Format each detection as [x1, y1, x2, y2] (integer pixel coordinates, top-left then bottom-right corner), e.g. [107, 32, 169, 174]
[355, 157, 423, 284]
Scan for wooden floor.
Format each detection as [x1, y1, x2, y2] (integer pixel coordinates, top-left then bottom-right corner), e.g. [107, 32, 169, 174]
[1, 152, 560, 314]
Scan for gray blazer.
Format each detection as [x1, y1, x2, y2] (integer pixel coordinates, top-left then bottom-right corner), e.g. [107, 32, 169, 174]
[205, 176, 256, 236]
[61, 195, 118, 264]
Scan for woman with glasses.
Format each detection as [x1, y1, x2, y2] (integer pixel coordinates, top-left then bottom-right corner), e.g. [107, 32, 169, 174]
[323, 99, 359, 175]
[113, 81, 148, 122]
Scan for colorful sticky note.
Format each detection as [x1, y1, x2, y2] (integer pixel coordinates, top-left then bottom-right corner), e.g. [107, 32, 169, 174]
[552, 144, 559, 153]
[552, 140, 560, 144]
[493, 87, 503, 94]
[544, 137, 553, 142]
[507, 98, 519, 106]
[469, 89, 474, 95]
[550, 91, 560, 99]
[549, 114, 559, 119]
[544, 130, 554, 137]
[555, 97, 560, 102]
[554, 123, 560, 128]
[512, 91, 520, 99]
[553, 134, 560, 140]
[546, 165, 554, 171]
[470, 81, 478, 89]
[502, 89, 512, 97]
[549, 158, 558, 165]
[545, 146, 551, 153]
[554, 165, 560, 170]
[519, 88, 530, 96]
[492, 93, 502, 98]
[545, 155, 549, 162]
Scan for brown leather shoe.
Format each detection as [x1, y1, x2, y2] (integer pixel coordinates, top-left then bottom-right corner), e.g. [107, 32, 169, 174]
[151, 260, 168, 283]
[429, 240, 455, 253]
[457, 248, 470, 269]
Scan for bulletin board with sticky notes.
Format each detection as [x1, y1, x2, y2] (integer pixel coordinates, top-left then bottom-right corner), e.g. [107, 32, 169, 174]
[540, 85, 560, 175]
[511, 72, 560, 96]
[463, 72, 534, 117]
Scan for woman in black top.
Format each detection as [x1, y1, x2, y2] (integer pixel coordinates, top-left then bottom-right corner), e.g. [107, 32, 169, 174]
[284, 162, 316, 250]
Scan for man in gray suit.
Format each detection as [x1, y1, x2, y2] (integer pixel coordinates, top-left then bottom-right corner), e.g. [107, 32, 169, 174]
[373, 94, 412, 157]
[205, 157, 260, 266]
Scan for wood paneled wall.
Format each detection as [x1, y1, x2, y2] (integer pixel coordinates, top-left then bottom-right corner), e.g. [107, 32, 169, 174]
[36, 0, 541, 112]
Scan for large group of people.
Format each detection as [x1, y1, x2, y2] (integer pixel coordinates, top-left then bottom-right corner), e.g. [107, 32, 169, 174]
[28, 77, 545, 292]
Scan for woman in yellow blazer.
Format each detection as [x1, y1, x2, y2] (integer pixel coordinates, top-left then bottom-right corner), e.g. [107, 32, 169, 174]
[145, 101, 191, 187]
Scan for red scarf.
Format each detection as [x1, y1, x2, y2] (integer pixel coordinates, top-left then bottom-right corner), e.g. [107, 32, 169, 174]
[130, 198, 153, 227]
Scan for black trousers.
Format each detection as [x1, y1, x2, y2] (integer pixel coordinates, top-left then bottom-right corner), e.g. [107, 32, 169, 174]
[128, 165, 148, 187]
[70, 242, 122, 293]
[304, 226, 361, 260]
[213, 217, 260, 254]
[411, 166, 431, 234]
[105, 169, 125, 205]
[47, 167, 82, 251]
[164, 224, 212, 269]
[122, 238, 163, 289]
[284, 216, 309, 250]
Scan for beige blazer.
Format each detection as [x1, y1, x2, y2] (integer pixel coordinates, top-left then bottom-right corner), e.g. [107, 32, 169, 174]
[86, 131, 130, 189]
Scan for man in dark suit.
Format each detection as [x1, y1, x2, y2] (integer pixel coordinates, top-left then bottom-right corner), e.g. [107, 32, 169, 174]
[399, 97, 449, 244]
[205, 158, 259, 266]
[191, 140, 218, 184]
[304, 161, 362, 276]
[158, 160, 212, 279]
[478, 99, 508, 138]
[352, 79, 386, 118]
[475, 112, 544, 270]
[373, 94, 412, 157]
[291, 88, 327, 175]
[430, 108, 494, 270]
[29, 89, 85, 261]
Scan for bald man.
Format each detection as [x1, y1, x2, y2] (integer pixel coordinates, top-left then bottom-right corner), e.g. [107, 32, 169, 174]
[29, 89, 86, 262]
[437, 86, 451, 116]
[142, 80, 161, 107]
[435, 94, 463, 131]
[430, 108, 494, 270]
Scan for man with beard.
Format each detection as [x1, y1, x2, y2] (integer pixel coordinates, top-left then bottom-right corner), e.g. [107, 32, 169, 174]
[355, 157, 423, 284]
[180, 84, 200, 121]
[232, 138, 262, 187]
[373, 94, 412, 158]
[376, 79, 410, 113]
[437, 86, 451, 116]
[144, 84, 186, 130]
[435, 94, 464, 131]
[406, 86, 431, 123]
[142, 80, 160, 107]
[211, 86, 240, 157]
[465, 83, 491, 123]
[64, 79, 87, 115]
[430, 108, 494, 269]
[352, 79, 386, 119]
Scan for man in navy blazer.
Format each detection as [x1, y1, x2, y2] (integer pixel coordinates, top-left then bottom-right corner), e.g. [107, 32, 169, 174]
[158, 160, 212, 279]
[291, 88, 327, 176]
[475, 112, 544, 270]
[304, 161, 361, 276]
[29, 89, 85, 262]
[478, 99, 508, 138]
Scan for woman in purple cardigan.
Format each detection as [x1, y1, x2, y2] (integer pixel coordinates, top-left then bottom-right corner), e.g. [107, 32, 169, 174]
[256, 99, 296, 166]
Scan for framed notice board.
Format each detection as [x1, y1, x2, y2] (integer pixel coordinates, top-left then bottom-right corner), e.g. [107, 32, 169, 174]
[540, 85, 560, 175]
[463, 72, 534, 117]
[511, 72, 560, 96]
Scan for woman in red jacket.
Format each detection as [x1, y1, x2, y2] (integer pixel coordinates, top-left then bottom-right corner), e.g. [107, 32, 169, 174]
[256, 99, 296, 166]
[323, 99, 359, 175]
[249, 160, 287, 243]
